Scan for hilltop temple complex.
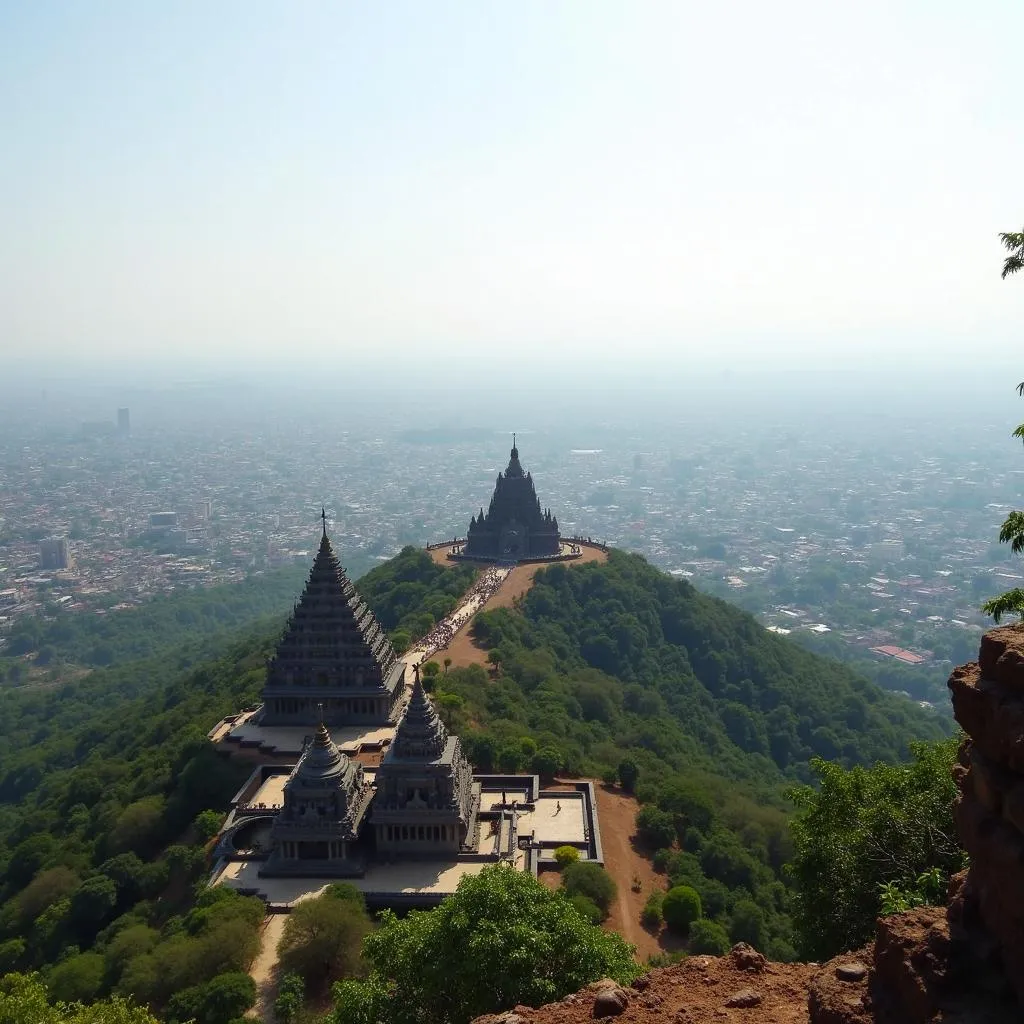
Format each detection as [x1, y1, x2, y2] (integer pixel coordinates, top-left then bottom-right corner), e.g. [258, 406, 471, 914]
[210, 517, 600, 907]
[461, 437, 561, 561]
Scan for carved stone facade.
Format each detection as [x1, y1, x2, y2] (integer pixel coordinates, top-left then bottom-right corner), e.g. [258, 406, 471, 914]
[258, 524, 404, 727]
[463, 440, 560, 561]
[262, 722, 373, 876]
[372, 672, 478, 857]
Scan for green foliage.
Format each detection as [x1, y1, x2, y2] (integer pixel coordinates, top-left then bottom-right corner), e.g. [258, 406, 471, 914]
[193, 810, 224, 842]
[277, 890, 371, 988]
[553, 845, 579, 869]
[617, 758, 639, 793]
[331, 865, 637, 1024]
[1000, 228, 1024, 279]
[687, 919, 731, 955]
[662, 886, 702, 935]
[46, 951, 106, 1004]
[636, 806, 676, 850]
[0, 971, 159, 1023]
[565, 892, 603, 925]
[729, 899, 766, 950]
[878, 867, 947, 916]
[560, 862, 617, 919]
[273, 972, 305, 1024]
[641, 890, 663, 928]
[164, 971, 256, 1024]
[788, 737, 964, 960]
[357, 548, 477, 639]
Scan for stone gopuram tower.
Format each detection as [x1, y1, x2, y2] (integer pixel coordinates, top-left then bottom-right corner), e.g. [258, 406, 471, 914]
[463, 437, 560, 561]
[258, 514, 405, 727]
[261, 719, 373, 876]
[372, 670, 479, 858]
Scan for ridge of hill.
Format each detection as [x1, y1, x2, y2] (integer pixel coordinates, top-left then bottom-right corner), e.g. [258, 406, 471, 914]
[0, 545, 950, 1018]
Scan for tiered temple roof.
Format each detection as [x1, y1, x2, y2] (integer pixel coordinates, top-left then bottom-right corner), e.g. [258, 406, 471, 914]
[258, 516, 405, 727]
[372, 669, 478, 856]
[262, 719, 373, 876]
[463, 438, 560, 561]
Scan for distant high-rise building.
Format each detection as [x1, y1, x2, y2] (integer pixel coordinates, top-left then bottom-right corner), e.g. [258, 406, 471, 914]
[39, 537, 71, 570]
[149, 512, 178, 529]
[117, 408, 130, 436]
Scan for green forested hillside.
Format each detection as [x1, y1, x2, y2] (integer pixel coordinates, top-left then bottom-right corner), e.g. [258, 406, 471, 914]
[463, 550, 948, 784]
[0, 545, 953, 1017]
[426, 551, 950, 960]
[0, 547, 475, 1020]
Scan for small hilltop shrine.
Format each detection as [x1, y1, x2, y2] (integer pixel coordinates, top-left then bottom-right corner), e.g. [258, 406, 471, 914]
[209, 512, 602, 909]
[460, 436, 562, 562]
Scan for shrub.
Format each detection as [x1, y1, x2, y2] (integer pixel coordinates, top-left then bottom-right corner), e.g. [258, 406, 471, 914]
[277, 890, 371, 987]
[601, 768, 618, 787]
[553, 846, 580, 869]
[652, 848, 672, 874]
[729, 899, 766, 949]
[566, 892, 603, 925]
[274, 972, 305, 1024]
[561, 862, 617, 919]
[688, 919, 731, 955]
[636, 806, 676, 850]
[641, 890, 664, 928]
[662, 885, 702, 935]
[617, 758, 639, 793]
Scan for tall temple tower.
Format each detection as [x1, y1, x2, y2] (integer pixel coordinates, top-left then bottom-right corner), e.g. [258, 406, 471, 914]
[261, 719, 373, 876]
[372, 669, 478, 858]
[258, 514, 405, 727]
[463, 437, 560, 560]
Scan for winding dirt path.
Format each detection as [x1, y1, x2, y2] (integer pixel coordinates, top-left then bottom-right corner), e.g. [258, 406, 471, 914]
[424, 545, 607, 671]
[247, 913, 286, 1020]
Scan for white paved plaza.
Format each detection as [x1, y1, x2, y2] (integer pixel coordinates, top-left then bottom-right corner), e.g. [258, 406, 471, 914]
[213, 851, 527, 905]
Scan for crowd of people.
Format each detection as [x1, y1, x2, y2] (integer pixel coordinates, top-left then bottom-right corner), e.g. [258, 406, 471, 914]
[411, 565, 511, 661]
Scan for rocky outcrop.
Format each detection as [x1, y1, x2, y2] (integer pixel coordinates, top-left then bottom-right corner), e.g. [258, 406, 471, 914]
[472, 946, 819, 1024]
[949, 623, 1024, 1006]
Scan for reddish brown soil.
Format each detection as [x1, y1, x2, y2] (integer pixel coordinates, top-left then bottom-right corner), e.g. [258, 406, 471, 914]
[592, 783, 671, 963]
[423, 545, 607, 671]
[473, 948, 818, 1024]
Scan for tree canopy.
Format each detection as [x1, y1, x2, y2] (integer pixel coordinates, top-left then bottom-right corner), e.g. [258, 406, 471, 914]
[330, 865, 637, 1024]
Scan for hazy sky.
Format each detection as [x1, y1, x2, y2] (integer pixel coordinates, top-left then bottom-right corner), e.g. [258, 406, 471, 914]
[2, 1, 1022, 375]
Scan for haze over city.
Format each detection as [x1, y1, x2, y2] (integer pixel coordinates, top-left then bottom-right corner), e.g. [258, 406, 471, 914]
[2, 0, 1023, 381]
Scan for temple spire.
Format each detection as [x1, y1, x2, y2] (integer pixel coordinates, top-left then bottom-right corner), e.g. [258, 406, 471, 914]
[321, 506, 327, 538]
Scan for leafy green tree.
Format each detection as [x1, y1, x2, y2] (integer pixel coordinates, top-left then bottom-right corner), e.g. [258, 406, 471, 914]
[565, 892, 603, 925]
[333, 865, 637, 1024]
[641, 890, 663, 928]
[662, 886, 702, 935]
[553, 846, 579, 869]
[729, 899, 766, 950]
[16, 866, 80, 924]
[0, 972, 159, 1024]
[530, 747, 561, 781]
[273, 972, 305, 1024]
[617, 758, 639, 793]
[561, 862, 616, 919]
[636, 806, 675, 850]
[193, 810, 224, 842]
[277, 890, 371, 987]
[688, 919, 731, 955]
[46, 952, 105, 1004]
[165, 971, 256, 1024]
[69, 877, 118, 940]
[788, 738, 963, 960]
